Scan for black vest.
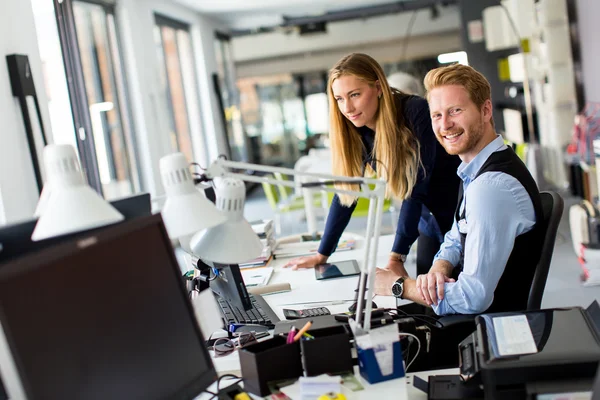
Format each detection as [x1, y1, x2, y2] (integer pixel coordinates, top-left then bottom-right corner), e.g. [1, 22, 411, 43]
[454, 147, 544, 313]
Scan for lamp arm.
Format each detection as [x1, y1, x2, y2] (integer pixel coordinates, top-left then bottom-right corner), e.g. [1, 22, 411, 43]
[206, 158, 386, 331]
[207, 158, 383, 186]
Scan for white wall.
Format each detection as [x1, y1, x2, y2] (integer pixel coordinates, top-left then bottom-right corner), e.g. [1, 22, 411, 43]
[577, 0, 600, 103]
[117, 0, 229, 197]
[231, 6, 461, 63]
[0, 0, 51, 224]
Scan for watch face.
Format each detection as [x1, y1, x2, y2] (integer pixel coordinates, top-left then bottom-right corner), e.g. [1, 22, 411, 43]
[391, 278, 404, 298]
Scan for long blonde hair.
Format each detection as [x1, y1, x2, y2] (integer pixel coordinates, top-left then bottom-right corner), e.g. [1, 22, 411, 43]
[328, 53, 420, 205]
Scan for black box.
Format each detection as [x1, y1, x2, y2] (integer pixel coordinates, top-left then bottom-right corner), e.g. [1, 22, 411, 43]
[239, 336, 303, 396]
[301, 326, 353, 376]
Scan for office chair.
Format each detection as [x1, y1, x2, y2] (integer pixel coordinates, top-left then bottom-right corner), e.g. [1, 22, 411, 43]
[261, 176, 324, 235]
[527, 191, 564, 310]
[273, 172, 324, 205]
[435, 191, 564, 329]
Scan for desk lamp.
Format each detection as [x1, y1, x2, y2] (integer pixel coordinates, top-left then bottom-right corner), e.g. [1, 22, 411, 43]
[199, 157, 386, 331]
[190, 177, 262, 263]
[159, 153, 226, 240]
[31, 144, 124, 241]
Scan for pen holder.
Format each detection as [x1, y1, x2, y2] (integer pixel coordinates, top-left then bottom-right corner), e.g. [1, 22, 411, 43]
[239, 336, 303, 396]
[355, 325, 405, 384]
[300, 326, 353, 377]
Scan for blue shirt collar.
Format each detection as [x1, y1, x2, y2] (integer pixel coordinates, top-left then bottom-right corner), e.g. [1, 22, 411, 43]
[456, 135, 506, 182]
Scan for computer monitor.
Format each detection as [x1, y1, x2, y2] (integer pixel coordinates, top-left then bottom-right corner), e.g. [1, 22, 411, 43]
[0, 214, 216, 399]
[109, 192, 152, 219]
[197, 259, 252, 311]
[0, 193, 152, 264]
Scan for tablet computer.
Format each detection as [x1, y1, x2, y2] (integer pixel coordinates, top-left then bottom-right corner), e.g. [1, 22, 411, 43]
[314, 259, 360, 280]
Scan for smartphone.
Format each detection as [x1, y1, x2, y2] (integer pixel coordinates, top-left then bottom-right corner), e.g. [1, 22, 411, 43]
[314, 259, 360, 280]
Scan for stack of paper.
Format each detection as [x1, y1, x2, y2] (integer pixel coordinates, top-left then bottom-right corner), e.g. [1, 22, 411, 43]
[273, 239, 355, 259]
[240, 220, 275, 269]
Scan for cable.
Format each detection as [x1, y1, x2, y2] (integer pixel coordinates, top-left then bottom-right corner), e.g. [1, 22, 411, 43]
[394, 307, 445, 329]
[203, 389, 217, 398]
[216, 374, 242, 391]
[399, 332, 421, 371]
[191, 162, 206, 171]
[498, 2, 535, 144]
[400, 10, 418, 63]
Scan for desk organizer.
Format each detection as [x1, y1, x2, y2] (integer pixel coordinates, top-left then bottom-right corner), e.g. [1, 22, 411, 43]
[355, 324, 405, 384]
[300, 326, 353, 377]
[239, 336, 303, 396]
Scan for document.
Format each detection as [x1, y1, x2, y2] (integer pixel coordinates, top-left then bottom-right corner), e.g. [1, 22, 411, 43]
[492, 315, 538, 357]
[241, 267, 273, 287]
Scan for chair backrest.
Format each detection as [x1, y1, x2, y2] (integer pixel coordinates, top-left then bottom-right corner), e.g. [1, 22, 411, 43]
[261, 178, 280, 211]
[273, 172, 294, 200]
[527, 191, 564, 310]
[326, 186, 392, 217]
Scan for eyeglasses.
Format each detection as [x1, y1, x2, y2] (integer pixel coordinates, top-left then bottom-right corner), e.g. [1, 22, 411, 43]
[212, 332, 257, 358]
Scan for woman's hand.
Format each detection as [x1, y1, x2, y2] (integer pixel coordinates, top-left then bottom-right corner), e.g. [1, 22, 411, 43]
[283, 253, 328, 270]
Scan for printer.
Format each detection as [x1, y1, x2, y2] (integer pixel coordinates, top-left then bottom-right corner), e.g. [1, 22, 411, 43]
[458, 305, 600, 399]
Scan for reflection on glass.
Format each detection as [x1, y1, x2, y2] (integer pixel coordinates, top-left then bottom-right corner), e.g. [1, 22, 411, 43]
[160, 26, 193, 162]
[73, 1, 138, 200]
[154, 19, 204, 166]
[31, 0, 77, 148]
[237, 75, 307, 166]
[176, 31, 206, 168]
[214, 36, 247, 162]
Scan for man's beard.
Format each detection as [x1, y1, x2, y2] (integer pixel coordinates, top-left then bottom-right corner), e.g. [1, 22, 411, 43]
[438, 120, 484, 156]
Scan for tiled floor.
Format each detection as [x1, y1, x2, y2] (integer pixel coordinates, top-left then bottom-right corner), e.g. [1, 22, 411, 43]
[244, 187, 600, 310]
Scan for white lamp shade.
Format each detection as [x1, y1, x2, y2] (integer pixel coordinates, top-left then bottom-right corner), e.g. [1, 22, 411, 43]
[32, 145, 124, 241]
[160, 153, 226, 239]
[190, 178, 262, 263]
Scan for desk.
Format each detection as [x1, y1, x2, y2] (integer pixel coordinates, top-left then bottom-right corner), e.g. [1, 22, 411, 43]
[209, 235, 432, 399]
[197, 366, 460, 399]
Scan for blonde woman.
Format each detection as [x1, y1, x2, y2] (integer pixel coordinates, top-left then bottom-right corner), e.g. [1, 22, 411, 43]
[285, 53, 460, 278]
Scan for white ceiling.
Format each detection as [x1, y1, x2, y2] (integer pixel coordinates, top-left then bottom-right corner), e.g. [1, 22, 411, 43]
[173, 0, 419, 30]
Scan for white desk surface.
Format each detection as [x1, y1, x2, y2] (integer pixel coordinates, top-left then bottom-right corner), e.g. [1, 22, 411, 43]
[197, 366, 459, 399]
[203, 235, 457, 399]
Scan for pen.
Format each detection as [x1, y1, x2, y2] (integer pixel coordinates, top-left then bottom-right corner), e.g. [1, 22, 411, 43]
[302, 332, 314, 340]
[286, 327, 296, 344]
[293, 320, 313, 342]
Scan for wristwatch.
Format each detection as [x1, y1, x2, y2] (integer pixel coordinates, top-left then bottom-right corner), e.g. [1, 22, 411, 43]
[391, 276, 406, 299]
[390, 252, 407, 263]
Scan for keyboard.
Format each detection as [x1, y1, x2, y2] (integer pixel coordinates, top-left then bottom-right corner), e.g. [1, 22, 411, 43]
[217, 293, 280, 328]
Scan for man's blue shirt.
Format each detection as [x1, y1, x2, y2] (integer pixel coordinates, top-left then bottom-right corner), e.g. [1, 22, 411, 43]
[432, 135, 536, 315]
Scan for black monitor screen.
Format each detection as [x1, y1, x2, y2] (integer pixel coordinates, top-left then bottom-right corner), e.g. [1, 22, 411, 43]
[0, 215, 215, 400]
[0, 193, 152, 265]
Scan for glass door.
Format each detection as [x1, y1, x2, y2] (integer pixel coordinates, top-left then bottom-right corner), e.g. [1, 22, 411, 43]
[53, 0, 140, 199]
[154, 14, 206, 167]
[72, 1, 140, 199]
[214, 33, 249, 162]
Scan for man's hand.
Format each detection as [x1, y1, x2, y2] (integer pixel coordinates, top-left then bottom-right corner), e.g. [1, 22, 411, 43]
[415, 272, 455, 306]
[283, 254, 328, 270]
[374, 268, 401, 296]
